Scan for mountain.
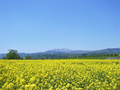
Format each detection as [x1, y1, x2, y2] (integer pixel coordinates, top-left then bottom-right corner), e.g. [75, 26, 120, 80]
[45, 48, 91, 54]
[31, 48, 120, 59]
[90, 48, 120, 54]
[19, 52, 43, 58]
[0, 54, 6, 59]
[0, 48, 120, 59]
[0, 48, 91, 58]
[46, 48, 72, 52]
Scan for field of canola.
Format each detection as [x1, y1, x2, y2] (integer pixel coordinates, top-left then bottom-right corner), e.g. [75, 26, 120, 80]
[0, 59, 120, 90]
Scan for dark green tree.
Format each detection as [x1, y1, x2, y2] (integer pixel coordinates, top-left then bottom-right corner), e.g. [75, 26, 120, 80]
[51, 57, 54, 59]
[104, 54, 106, 56]
[114, 53, 118, 56]
[41, 57, 45, 60]
[6, 49, 20, 59]
[100, 54, 103, 57]
[107, 54, 110, 56]
[25, 55, 32, 59]
[110, 53, 113, 56]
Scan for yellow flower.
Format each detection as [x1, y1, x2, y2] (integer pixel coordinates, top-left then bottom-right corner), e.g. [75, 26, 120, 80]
[6, 83, 14, 89]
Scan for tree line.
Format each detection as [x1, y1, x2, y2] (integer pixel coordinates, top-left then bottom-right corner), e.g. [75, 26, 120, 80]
[2, 49, 120, 59]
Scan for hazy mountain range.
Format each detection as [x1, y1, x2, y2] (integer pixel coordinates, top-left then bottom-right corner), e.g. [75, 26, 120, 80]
[45, 48, 92, 54]
[0, 48, 120, 58]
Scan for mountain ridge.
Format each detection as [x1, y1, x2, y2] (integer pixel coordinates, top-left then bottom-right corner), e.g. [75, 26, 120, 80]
[0, 48, 120, 58]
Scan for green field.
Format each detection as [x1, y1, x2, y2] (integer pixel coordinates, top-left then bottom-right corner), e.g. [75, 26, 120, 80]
[0, 59, 120, 90]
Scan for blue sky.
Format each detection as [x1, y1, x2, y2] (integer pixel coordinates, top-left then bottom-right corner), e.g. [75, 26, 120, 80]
[0, 0, 120, 53]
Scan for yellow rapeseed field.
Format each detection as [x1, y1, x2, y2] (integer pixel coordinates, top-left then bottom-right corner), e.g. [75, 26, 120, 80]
[0, 59, 120, 90]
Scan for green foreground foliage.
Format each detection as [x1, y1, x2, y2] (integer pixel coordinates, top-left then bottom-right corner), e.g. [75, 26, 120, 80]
[0, 59, 120, 90]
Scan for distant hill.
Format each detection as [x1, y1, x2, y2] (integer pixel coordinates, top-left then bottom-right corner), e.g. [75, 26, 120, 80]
[90, 48, 120, 54]
[0, 48, 120, 59]
[24, 48, 120, 59]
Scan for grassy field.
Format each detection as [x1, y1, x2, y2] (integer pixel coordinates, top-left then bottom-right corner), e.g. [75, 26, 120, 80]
[0, 59, 120, 90]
